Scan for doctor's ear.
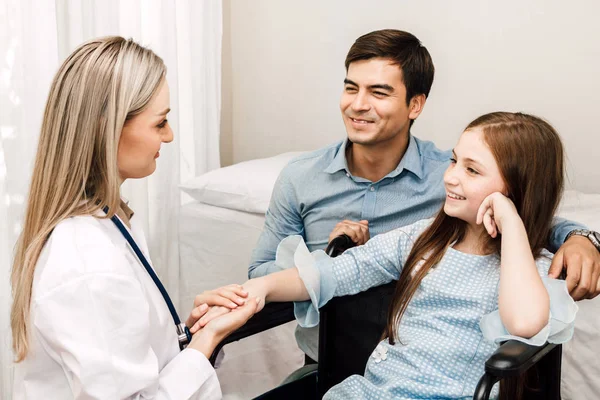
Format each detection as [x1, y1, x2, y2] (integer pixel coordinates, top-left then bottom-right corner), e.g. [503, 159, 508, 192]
[408, 94, 426, 120]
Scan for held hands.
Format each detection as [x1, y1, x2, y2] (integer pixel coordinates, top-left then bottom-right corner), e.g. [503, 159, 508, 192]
[188, 297, 259, 359]
[191, 278, 269, 332]
[186, 284, 262, 358]
[329, 220, 370, 246]
[185, 284, 249, 332]
[476, 192, 520, 238]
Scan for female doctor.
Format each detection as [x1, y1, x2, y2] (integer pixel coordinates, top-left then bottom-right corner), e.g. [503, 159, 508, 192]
[10, 36, 258, 399]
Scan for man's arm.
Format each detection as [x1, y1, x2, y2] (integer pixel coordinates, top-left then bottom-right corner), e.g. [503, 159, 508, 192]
[548, 216, 586, 252]
[248, 168, 304, 279]
[548, 217, 600, 300]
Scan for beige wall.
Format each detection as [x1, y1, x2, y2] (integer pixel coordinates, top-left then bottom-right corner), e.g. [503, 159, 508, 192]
[222, 0, 600, 192]
[219, 0, 233, 166]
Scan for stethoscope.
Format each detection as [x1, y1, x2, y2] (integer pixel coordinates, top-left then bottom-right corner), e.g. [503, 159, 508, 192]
[104, 207, 191, 350]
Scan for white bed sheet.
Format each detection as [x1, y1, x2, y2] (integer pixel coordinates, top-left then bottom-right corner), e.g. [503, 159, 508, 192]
[178, 202, 304, 400]
[557, 191, 600, 400]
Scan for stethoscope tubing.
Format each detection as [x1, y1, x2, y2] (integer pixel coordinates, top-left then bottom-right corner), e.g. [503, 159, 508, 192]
[105, 207, 191, 349]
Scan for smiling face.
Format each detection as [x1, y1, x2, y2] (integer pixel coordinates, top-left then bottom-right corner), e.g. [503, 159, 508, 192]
[443, 128, 506, 226]
[117, 79, 173, 180]
[339, 58, 423, 148]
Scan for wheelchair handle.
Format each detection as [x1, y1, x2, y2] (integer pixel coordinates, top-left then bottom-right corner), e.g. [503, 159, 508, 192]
[325, 234, 356, 258]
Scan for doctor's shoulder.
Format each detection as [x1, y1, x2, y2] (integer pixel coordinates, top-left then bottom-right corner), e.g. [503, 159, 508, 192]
[32, 215, 136, 298]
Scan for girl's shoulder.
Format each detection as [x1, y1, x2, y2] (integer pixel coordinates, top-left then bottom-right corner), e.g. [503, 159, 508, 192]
[392, 218, 435, 243]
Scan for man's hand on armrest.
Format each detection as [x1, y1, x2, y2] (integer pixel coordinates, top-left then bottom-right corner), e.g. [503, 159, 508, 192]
[548, 235, 600, 300]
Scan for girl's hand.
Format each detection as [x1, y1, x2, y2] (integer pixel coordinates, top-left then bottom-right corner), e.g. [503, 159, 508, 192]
[241, 278, 269, 310]
[476, 192, 520, 238]
[192, 278, 269, 332]
[187, 284, 249, 332]
[191, 306, 231, 333]
[185, 304, 211, 332]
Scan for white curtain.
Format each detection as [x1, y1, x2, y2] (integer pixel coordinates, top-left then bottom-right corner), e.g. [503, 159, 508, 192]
[0, 0, 222, 397]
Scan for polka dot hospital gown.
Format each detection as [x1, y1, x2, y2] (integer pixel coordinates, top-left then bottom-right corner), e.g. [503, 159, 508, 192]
[277, 218, 577, 400]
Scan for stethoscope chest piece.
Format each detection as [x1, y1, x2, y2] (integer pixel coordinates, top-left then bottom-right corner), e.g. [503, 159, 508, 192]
[177, 323, 192, 350]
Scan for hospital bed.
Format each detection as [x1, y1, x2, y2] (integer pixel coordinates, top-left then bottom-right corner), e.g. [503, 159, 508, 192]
[179, 153, 600, 400]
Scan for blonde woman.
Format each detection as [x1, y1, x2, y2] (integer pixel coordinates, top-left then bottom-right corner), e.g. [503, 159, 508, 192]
[11, 36, 258, 399]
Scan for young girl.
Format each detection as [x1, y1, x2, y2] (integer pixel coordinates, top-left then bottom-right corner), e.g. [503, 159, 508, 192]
[11, 37, 258, 399]
[203, 112, 578, 399]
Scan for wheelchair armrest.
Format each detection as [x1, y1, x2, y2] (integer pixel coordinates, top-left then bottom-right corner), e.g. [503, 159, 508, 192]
[473, 340, 557, 400]
[485, 340, 556, 377]
[209, 301, 295, 365]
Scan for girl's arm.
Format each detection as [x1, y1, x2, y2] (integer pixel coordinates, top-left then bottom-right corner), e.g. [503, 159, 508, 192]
[478, 192, 550, 338]
[195, 267, 310, 329]
[198, 222, 427, 328]
[247, 228, 416, 305]
[246, 267, 310, 305]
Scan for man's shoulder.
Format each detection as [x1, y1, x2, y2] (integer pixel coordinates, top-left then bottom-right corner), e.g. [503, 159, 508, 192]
[413, 135, 452, 163]
[279, 141, 343, 178]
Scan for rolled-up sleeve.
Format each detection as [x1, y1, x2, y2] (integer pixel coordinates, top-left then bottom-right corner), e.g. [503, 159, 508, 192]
[480, 253, 578, 346]
[273, 220, 430, 328]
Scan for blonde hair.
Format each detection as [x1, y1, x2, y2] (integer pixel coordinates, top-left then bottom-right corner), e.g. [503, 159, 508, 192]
[11, 36, 166, 361]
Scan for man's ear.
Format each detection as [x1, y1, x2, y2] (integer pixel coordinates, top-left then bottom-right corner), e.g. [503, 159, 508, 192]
[408, 94, 427, 120]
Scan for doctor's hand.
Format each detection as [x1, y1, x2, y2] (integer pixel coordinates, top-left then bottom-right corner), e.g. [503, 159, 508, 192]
[193, 284, 248, 309]
[189, 297, 260, 359]
[329, 220, 370, 246]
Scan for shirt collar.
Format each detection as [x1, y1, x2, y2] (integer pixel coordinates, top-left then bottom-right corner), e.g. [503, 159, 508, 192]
[323, 139, 351, 174]
[323, 135, 424, 180]
[393, 135, 424, 180]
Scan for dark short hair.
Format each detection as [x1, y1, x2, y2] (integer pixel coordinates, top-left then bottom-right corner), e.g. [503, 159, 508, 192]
[345, 29, 435, 106]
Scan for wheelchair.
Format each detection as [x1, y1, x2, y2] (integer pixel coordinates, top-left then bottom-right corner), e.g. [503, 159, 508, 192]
[211, 235, 562, 400]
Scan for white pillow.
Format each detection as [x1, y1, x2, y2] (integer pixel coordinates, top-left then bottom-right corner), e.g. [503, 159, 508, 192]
[180, 152, 305, 214]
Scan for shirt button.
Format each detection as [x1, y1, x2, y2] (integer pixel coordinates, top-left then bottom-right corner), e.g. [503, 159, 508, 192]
[346, 172, 350, 177]
[370, 186, 375, 192]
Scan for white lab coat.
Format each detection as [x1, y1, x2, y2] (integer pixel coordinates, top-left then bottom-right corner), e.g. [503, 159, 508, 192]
[13, 212, 222, 399]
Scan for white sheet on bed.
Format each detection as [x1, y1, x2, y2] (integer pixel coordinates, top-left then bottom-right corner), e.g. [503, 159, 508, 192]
[557, 191, 600, 400]
[178, 202, 304, 400]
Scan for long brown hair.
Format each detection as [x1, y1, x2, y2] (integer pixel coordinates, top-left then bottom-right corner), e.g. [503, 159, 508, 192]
[11, 36, 166, 361]
[384, 112, 565, 344]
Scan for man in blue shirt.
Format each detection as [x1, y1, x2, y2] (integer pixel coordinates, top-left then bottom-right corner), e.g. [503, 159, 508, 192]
[248, 29, 600, 362]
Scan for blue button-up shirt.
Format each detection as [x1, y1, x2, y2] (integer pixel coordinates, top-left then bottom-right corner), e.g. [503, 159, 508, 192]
[248, 135, 582, 359]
